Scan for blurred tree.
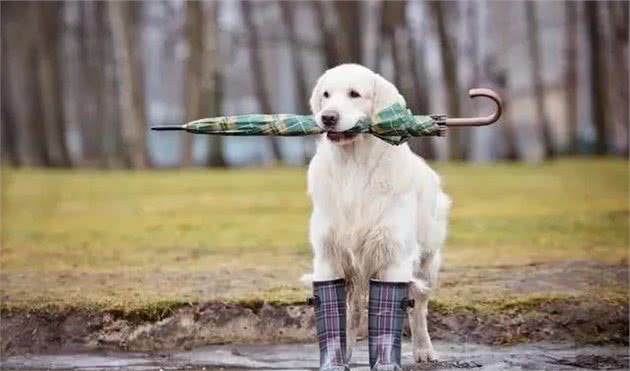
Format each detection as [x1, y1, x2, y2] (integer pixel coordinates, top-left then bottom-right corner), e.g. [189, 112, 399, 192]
[564, 1, 578, 154]
[279, 1, 315, 163]
[181, 1, 203, 167]
[466, 1, 480, 89]
[606, 1, 629, 155]
[408, 32, 429, 119]
[457, 0, 478, 160]
[107, 1, 148, 168]
[430, 1, 465, 161]
[477, 1, 518, 161]
[206, 71, 226, 167]
[203, 2, 226, 167]
[129, 2, 150, 164]
[1, 4, 19, 166]
[335, 1, 362, 63]
[2, 2, 50, 166]
[497, 72, 518, 161]
[279, 1, 309, 114]
[408, 22, 435, 160]
[408, 37, 436, 160]
[241, 0, 282, 163]
[382, 1, 416, 108]
[312, 1, 346, 67]
[77, 2, 107, 167]
[97, 1, 125, 168]
[73, 1, 126, 168]
[584, 1, 608, 155]
[33, 1, 71, 167]
[0, 92, 18, 166]
[525, 1, 554, 158]
[380, 0, 434, 159]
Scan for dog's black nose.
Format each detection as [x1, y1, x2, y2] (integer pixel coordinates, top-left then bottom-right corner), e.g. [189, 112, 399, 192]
[321, 111, 339, 128]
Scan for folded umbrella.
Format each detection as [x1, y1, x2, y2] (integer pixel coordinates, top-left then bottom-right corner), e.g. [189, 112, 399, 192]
[152, 88, 502, 145]
[153, 103, 445, 145]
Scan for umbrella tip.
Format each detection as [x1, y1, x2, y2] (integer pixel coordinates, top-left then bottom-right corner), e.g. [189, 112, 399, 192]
[151, 125, 185, 131]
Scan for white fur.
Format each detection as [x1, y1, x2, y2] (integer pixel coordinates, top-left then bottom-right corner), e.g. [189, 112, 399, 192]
[305, 64, 451, 363]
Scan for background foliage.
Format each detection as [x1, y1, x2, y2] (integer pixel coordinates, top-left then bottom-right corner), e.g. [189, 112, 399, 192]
[2, 0, 628, 167]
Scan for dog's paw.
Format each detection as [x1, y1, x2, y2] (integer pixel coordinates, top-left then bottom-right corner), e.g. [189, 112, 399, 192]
[414, 346, 439, 363]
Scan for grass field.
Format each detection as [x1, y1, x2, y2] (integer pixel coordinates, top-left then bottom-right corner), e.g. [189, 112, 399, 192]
[1, 159, 628, 314]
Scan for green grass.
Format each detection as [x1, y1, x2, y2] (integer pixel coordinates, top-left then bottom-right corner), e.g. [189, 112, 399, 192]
[1, 158, 627, 311]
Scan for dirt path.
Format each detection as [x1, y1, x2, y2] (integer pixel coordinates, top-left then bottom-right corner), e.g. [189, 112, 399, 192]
[2, 341, 629, 370]
[1, 261, 627, 356]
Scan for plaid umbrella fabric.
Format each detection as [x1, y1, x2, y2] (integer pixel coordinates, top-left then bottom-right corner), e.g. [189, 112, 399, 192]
[163, 103, 447, 146]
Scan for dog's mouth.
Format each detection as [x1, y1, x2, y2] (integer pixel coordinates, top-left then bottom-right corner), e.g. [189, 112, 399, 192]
[326, 132, 359, 144]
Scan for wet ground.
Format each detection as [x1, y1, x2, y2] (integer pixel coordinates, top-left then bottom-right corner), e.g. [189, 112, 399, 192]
[1, 341, 628, 371]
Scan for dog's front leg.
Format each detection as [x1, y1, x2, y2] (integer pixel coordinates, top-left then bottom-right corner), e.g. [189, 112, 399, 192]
[364, 198, 421, 370]
[310, 206, 340, 281]
[309, 207, 353, 371]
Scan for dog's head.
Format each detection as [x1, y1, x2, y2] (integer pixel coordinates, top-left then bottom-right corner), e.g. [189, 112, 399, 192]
[309, 64, 406, 145]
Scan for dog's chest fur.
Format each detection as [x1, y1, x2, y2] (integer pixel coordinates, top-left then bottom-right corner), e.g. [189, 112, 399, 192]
[309, 140, 417, 280]
[319, 148, 400, 228]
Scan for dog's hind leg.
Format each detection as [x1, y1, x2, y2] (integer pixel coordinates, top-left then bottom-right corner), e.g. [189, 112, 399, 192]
[411, 190, 449, 363]
[410, 251, 440, 362]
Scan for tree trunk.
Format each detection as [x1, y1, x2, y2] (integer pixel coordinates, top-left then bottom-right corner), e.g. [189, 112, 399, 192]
[312, 1, 341, 68]
[606, 1, 629, 155]
[95, 1, 125, 168]
[206, 69, 226, 167]
[280, 1, 315, 163]
[26, 32, 51, 166]
[201, 1, 225, 167]
[584, 1, 608, 155]
[76, 2, 108, 166]
[382, 6, 406, 103]
[335, 0, 362, 63]
[467, 2, 480, 89]
[429, 1, 464, 160]
[525, 1, 554, 159]
[381, 1, 432, 158]
[241, 0, 282, 163]
[488, 2, 519, 161]
[383, 1, 414, 106]
[129, 3, 149, 165]
[564, 1, 579, 154]
[3, 3, 50, 166]
[0, 96, 18, 166]
[408, 28, 435, 160]
[33, 1, 71, 167]
[462, 1, 480, 160]
[1, 5, 19, 166]
[181, 1, 204, 167]
[107, 1, 148, 168]
[279, 1, 309, 114]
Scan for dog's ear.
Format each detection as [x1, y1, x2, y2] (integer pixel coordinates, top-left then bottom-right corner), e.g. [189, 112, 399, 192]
[372, 73, 406, 115]
[309, 75, 324, 114]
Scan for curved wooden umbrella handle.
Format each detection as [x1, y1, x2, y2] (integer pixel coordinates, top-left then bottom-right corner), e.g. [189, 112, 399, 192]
[445, 88, 502, 127]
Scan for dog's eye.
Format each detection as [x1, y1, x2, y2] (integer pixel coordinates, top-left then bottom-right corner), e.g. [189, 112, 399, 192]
[323, 91, 329, 98]
[349, 90, 361, 98]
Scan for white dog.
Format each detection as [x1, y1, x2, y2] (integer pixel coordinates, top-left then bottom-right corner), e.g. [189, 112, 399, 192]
[304, 64, 450, 363]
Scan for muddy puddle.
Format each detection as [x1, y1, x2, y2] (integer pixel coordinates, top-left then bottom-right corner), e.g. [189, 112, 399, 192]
[2, 341, 628, 371]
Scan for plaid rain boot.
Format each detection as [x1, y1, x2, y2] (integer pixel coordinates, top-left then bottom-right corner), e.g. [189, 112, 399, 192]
[368, 280, 414, 371]
[309, 279, 350, 371]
